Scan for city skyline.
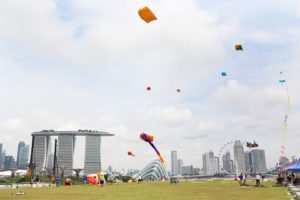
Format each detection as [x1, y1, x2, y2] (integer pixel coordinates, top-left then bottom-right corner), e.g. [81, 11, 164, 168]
[1, 1, 300, 170]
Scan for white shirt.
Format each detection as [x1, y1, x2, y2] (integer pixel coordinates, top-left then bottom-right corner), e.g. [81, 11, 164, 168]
[256, 174, 261, 180]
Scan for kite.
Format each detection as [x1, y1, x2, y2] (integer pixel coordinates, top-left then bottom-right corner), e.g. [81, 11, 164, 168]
[147, 86, 151, 91]
[128, 151, 135, 157]
[235, 44, 243, 51]
[221, 72, 227, 77]
[86, 174, 99, 185]
[278, 72, 291, 166]
[138, 7, 157, 23]
[177, 89, 181, 93]
[246, 141, 259, 148]
[140, 132, 165, 164]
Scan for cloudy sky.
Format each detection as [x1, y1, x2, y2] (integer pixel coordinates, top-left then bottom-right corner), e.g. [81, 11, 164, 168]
[0, 0, 300, 171]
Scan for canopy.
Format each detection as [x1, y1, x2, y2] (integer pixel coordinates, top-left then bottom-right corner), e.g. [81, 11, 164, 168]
[287, 158, 300, 172]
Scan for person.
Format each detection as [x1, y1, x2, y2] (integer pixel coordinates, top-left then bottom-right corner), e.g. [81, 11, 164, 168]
[138, 174, 142, 184]
[55, 176, 60, 187]
[255, 173, 261, 187]
[242, 173, 247, 185]
[238, 173, 243, 186]
[99, 171, 105, 187]
[35, 175, 40, 186]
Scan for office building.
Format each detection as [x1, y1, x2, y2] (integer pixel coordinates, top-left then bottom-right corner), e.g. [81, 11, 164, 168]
[233, 140, 246, 173]
[182, 165, 193, 175]
[84, 135, 101, 174]
[177, 159, 183, 175]
[251, 149, 267, 173]
[18, 144, 29, 169]
[4, 156, 15, 170]
[202, 151, 214, 175]
[244, 151, 251, 172]
[209, 157, 220, 175]
[171, 151, 178, 175]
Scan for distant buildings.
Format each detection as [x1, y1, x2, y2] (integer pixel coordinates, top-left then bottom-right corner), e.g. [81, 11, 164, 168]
[0, 143, 3, 171]
[222, 151, 234, 174]
[16, 141, 30, 169]
[177, 159, 183, 175]
[233, 140, 246, 173]
[244, 151, 251, 172]
[84, 135, 101, 175]
[250, 149, 267, 173]
[209, 157, 220, 175]
[202, 151, 214, 175]
[4, 156, 15, 171]
[171, 151, 178, 175]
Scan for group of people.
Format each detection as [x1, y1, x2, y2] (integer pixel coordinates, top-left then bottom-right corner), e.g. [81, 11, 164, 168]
[237, 172, 263, 187]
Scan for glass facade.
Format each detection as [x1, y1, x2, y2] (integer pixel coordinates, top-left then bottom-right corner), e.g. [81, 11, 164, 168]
[84, 136, 101, 174]
[32, 136, 50, 173]
[57, 135, 75, 176]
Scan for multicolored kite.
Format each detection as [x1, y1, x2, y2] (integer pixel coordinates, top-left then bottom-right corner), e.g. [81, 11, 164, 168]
[140, 132, 165, 164]
[235, 44, 243, 51]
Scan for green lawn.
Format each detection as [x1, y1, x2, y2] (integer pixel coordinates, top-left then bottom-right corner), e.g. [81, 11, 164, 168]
[0, 180, 290, 200]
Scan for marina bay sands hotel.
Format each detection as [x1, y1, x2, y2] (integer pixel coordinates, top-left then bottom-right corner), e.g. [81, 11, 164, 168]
[30, 130, 114, 176]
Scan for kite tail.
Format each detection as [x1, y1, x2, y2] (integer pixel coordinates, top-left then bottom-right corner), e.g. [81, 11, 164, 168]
[280, 87, 291, 160]
[148, 142, 165, 164]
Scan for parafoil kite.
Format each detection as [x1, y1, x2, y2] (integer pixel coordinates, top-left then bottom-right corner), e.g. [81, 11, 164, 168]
[128, 151, 135, 157]
[147, 86, 151, 91]
[235, 44, 243, 51]
[221, 72, 227, 76]
[138, 7, 157, 23]
[140, 132, 165, 164]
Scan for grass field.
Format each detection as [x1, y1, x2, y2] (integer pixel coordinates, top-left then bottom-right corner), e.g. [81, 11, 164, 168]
[0, 180, 290, 200]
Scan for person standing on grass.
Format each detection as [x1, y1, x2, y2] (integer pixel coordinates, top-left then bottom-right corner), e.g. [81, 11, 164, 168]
[238, 173, 243, 186]
[255, 173, 261, 187]
[55, 176, 60, 187]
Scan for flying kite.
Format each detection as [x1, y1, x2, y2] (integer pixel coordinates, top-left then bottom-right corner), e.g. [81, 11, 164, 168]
[138, 7, 157, 23]
[147, 86, 151, 91]
[177, 89, 181, 93]
[235, 44, 243, 51]
[279, 80, 286, 83]
[128, 151, 135, 157]
[246, 141, 259, 148]
[221, 72, 227, 77]
[140, 132, 165, 164]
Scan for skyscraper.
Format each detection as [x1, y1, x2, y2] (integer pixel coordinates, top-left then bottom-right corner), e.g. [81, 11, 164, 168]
[251, 149, 267, 173]
[222, 151, 234, 174]
[177, 159, 183, 175]
[209, 157, 220, 175]
[47, 152, 54, 169]
[244, 151, 251, 172]
[171, 151, 178, 175]
[202, 151, 214, 175]
[17, 141, 25, 167]
[84, 135, 101, 174]
[0, 143, 3, 171]
[233, 140, 246, 173]
[18, 145, 29, 169]
[4, 156, 15, 170]
[57, 135, 75, 176]
[32, 135, 51, 173]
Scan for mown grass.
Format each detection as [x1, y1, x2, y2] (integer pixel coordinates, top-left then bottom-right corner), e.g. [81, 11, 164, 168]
[0, 180, 290, 200]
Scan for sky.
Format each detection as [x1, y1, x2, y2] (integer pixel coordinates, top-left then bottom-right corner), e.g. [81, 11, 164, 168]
[0, 0, 300, 171]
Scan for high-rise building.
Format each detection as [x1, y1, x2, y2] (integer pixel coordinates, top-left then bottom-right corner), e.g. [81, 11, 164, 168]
[233, 140, 246, 173]
[4, 156, 15, 170]
[177, 159, 183, 175]
[1, 150, 6, 171]
[17, 141, 25, 167]
[0, 143, 3, 171]
[32, 136, 51, 173]
[57, 135, 75, 176]
[84, 135, 101, 174]
[47, 152, 54, 169]
[18, 145, 29, 169]
[222, 151, 234, 174]
[251, 149, 267, 173]
[171, 151, 178, 175]
[244, 151, 251, 172]
[182, 165, 193, 175]
[202, 151, 214, 175]
[209, 157, 220, 175]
